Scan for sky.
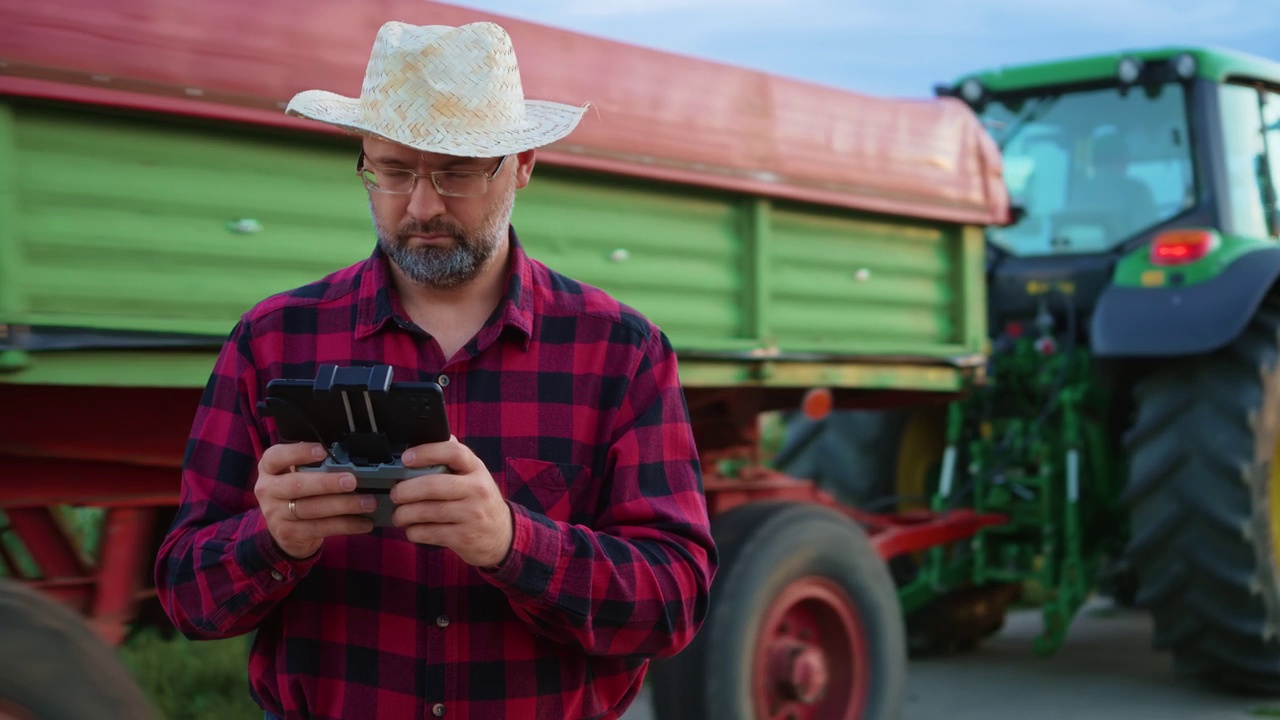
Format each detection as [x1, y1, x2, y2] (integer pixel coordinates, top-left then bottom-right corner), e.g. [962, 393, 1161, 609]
[446, 0, 1279, 98]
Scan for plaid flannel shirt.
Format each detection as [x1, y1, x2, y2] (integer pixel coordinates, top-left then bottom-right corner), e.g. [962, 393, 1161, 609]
[154, 230, 716, 720]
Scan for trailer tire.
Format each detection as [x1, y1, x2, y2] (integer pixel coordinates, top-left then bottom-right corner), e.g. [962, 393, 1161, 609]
[649, 501, 906, 720]
[774, 408, 1016, 655]
[0, 579, 156, 719]
[1123, 299, 1280, 694]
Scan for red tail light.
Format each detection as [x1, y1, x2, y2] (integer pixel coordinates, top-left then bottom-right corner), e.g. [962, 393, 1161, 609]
[1149, 230, 1218, 266]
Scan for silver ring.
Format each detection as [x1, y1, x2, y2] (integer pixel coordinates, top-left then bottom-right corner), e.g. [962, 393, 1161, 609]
[288, 499, 302, 521]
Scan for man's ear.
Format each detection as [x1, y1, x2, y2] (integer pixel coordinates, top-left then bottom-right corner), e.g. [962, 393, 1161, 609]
[513, 149, 537, 189]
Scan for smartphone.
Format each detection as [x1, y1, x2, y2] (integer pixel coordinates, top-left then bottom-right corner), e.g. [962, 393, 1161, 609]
[260, 366, 450, 464]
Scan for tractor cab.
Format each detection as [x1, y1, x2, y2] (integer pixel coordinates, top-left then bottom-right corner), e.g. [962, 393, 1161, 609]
[944, 48, 1280, 334]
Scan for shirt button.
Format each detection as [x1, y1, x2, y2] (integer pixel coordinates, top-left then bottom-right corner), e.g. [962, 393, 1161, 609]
[432, 703, 446, 717]
[437, 374, 450, 387]
[435, 615, 450, 628]
[270, 570, 284, 581]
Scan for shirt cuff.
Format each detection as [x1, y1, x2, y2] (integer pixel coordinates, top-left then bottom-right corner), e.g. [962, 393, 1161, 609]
[237, 509, 320, 597]
[484, 501, 563, 600]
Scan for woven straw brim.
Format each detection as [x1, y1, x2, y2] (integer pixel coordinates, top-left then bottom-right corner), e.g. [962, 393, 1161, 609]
[286, 91, 587, 157]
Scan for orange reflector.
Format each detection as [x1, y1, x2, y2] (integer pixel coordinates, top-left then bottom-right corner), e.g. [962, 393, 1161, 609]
[1150, 229, 1217, 266]
[801, 388, 833, 421]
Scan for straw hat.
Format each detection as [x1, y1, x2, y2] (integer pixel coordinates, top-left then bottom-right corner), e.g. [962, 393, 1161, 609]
[285, 21, 588, 157]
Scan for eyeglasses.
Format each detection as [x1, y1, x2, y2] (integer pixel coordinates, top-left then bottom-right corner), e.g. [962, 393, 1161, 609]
[356, 151, 509, 197]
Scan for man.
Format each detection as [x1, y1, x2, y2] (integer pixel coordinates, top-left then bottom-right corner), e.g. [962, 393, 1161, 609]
[154, 20, 716, 720]
[1069, 131, 1159, 244]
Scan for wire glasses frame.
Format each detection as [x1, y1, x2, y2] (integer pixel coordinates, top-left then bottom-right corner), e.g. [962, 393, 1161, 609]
[356, 150, 509, 197]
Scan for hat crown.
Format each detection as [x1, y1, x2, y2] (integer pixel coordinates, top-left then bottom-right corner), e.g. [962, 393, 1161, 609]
[283, 20, 587, 157]
[357, 22, 529, 142]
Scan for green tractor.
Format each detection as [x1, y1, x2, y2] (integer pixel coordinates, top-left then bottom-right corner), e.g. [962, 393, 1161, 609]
[778, 46, 1280, 692]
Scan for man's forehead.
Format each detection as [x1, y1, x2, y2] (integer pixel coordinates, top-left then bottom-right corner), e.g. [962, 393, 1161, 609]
[362, 138, 486, 166]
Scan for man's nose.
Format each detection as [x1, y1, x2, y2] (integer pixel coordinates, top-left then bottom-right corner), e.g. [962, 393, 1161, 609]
[406, 175, 447, 221]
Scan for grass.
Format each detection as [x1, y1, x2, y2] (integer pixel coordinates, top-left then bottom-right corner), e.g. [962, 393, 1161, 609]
[117, 630, 261, 720]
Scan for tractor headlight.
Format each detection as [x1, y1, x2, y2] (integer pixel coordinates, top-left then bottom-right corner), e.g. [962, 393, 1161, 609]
[961, 78, 985, 104]
[1171, 52, 1197, 80]
[1117, 57, 1144, 85]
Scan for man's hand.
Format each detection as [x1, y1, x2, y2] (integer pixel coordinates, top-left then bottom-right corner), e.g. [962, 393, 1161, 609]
[254, 442, 376, 560]
[390, 437, 514, 568]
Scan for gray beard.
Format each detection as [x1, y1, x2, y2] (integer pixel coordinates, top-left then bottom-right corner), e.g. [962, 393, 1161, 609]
[373, 191, 514, 290]
[379, 232, 491, 290]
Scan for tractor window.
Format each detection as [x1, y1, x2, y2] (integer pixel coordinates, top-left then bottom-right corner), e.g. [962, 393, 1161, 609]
[1219, 84, 1280, 238]
[982, 83, 1195, 256]
[1269, 92, 1280, 237]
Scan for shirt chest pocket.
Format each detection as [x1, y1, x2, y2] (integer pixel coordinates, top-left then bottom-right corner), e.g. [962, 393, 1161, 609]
[501, 457, 595, 524]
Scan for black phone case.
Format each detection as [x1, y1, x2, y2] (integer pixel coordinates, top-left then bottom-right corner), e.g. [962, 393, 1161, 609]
[261, 377, 450, 460]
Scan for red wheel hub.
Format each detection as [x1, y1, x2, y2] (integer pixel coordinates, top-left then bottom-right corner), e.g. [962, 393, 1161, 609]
[769, 641, 830, 703]
[752, 577, 869, 720]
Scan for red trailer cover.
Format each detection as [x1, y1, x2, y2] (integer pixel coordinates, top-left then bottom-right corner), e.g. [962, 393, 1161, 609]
[0, 0, 1008, 225]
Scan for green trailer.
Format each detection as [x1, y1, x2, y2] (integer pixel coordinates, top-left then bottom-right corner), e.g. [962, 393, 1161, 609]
[785, 44, 1280, 696]
[0, 1, 1007, 718]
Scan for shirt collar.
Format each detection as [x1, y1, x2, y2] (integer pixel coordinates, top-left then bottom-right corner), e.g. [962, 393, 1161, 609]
[354, 228, 535, 349]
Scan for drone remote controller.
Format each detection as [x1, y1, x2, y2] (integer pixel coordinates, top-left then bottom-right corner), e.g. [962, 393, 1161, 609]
[261, 364, 452, 528]
[298, 450, 446, 527]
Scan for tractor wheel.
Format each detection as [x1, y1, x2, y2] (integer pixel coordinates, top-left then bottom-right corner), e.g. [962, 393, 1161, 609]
[649, 502, 906, 720]
[773, 407, 1018, 655]
[1123, 299, 1280, 693]
[0, 579, 155, 719]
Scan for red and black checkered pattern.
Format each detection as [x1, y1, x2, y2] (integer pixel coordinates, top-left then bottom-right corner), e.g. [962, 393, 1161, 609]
[154, 231, 716, 720]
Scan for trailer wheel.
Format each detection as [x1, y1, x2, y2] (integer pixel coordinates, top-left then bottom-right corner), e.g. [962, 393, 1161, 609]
[0, 579, 155, 719]
[774, 408, 1015, 654]
[649, 502, 905, 720]
[1123, 299, 1280, 693]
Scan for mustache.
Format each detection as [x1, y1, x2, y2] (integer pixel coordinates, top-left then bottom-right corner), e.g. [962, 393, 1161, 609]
[396, 217, 466, 240]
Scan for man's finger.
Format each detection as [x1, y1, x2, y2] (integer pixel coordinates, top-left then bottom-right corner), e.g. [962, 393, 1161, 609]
[391, 499, 469, 527]
[260, 442, 328, 476]
[291, 516, 376, 539]
[402, 436, 476, 472]
[403, 522, 456, 548]
[390, 472, 468, 504]
[291, 493, 378, 521]
[270, 469, 357, 501]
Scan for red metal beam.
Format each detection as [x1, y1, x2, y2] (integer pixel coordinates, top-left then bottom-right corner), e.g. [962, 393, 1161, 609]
[3, 507, 162, 640]
[703, 474, 840, 518]
[22, 577, 95, 612]
[0, 385, 197, 468]
[703, 470, 1008, 561]
[862, 509, 1007, 561]
[90, 507, 156, 645]
[4, 507, 86, 584]
[0, 457, 178, 506]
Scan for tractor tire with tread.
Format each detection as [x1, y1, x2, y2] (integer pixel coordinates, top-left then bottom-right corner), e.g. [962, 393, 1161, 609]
[1123, 298, 1280, 694]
